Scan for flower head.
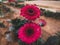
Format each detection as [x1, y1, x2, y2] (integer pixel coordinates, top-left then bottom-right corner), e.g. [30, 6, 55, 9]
[18, 23, 41, 44]
[39, 19, 46, 27]
[20, 5, 41, 20]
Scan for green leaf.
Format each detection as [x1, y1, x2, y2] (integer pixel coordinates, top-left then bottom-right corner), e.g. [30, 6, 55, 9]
[11, 18, 25, 41]
[15, 4, 25, 8]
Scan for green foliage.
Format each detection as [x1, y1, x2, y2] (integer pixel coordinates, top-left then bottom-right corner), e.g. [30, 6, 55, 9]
[40, 8, 60, 20]
[0, 8, 2, 15]
[9, 2, 25, 8]
[1, 5, 12, 13]
[44, 32, 60, 45]
[40, 8, 45, 12]
[11, 18, 28, 41]
[44, 10, 54, 17]
[18, 38, 42, 45]
[34, 38, 42, 45]
[0, 22, 6, 28]
[11, 18, 27, 30]
[10, 3, 15, 6]
[0, 2, 2, 5]
[0, 8, 1, 14]
[56, 32, 60, 37]
[44, 36, 60, 45]
[54, 12, 60, 20]
[15, 4, 25, 8]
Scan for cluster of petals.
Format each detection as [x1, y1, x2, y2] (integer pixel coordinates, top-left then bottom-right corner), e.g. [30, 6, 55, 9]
[18, 23, 41, 44]
[20, 4, 41, 20]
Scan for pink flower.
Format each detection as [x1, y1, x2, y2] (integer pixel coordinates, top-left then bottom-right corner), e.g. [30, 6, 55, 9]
[20, 5, 41, 20]
[18, 23, 41, 44]
[39, 19, 46, 27]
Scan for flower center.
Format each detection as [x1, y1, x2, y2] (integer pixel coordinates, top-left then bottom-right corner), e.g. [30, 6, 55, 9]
[26, 28, 34, 36]
[28, 9, 34, 15]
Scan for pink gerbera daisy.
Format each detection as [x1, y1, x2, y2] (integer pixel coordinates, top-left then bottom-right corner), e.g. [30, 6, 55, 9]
[18, 23, 41, 44]
[20, 5, 41, 20]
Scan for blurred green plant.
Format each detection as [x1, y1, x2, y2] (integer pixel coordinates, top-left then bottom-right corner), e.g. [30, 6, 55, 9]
[0, 22, 6, 28]
[40, 8, 60, 20]
[15, 4, 25, 8]
[11, 18, 28, 30]
[56, 31, 60, 37]
[44, 32, 60, 45]
[18, 38, 43, 45]
[11, 18, 28, 41]
[9, 2, 15, 6]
